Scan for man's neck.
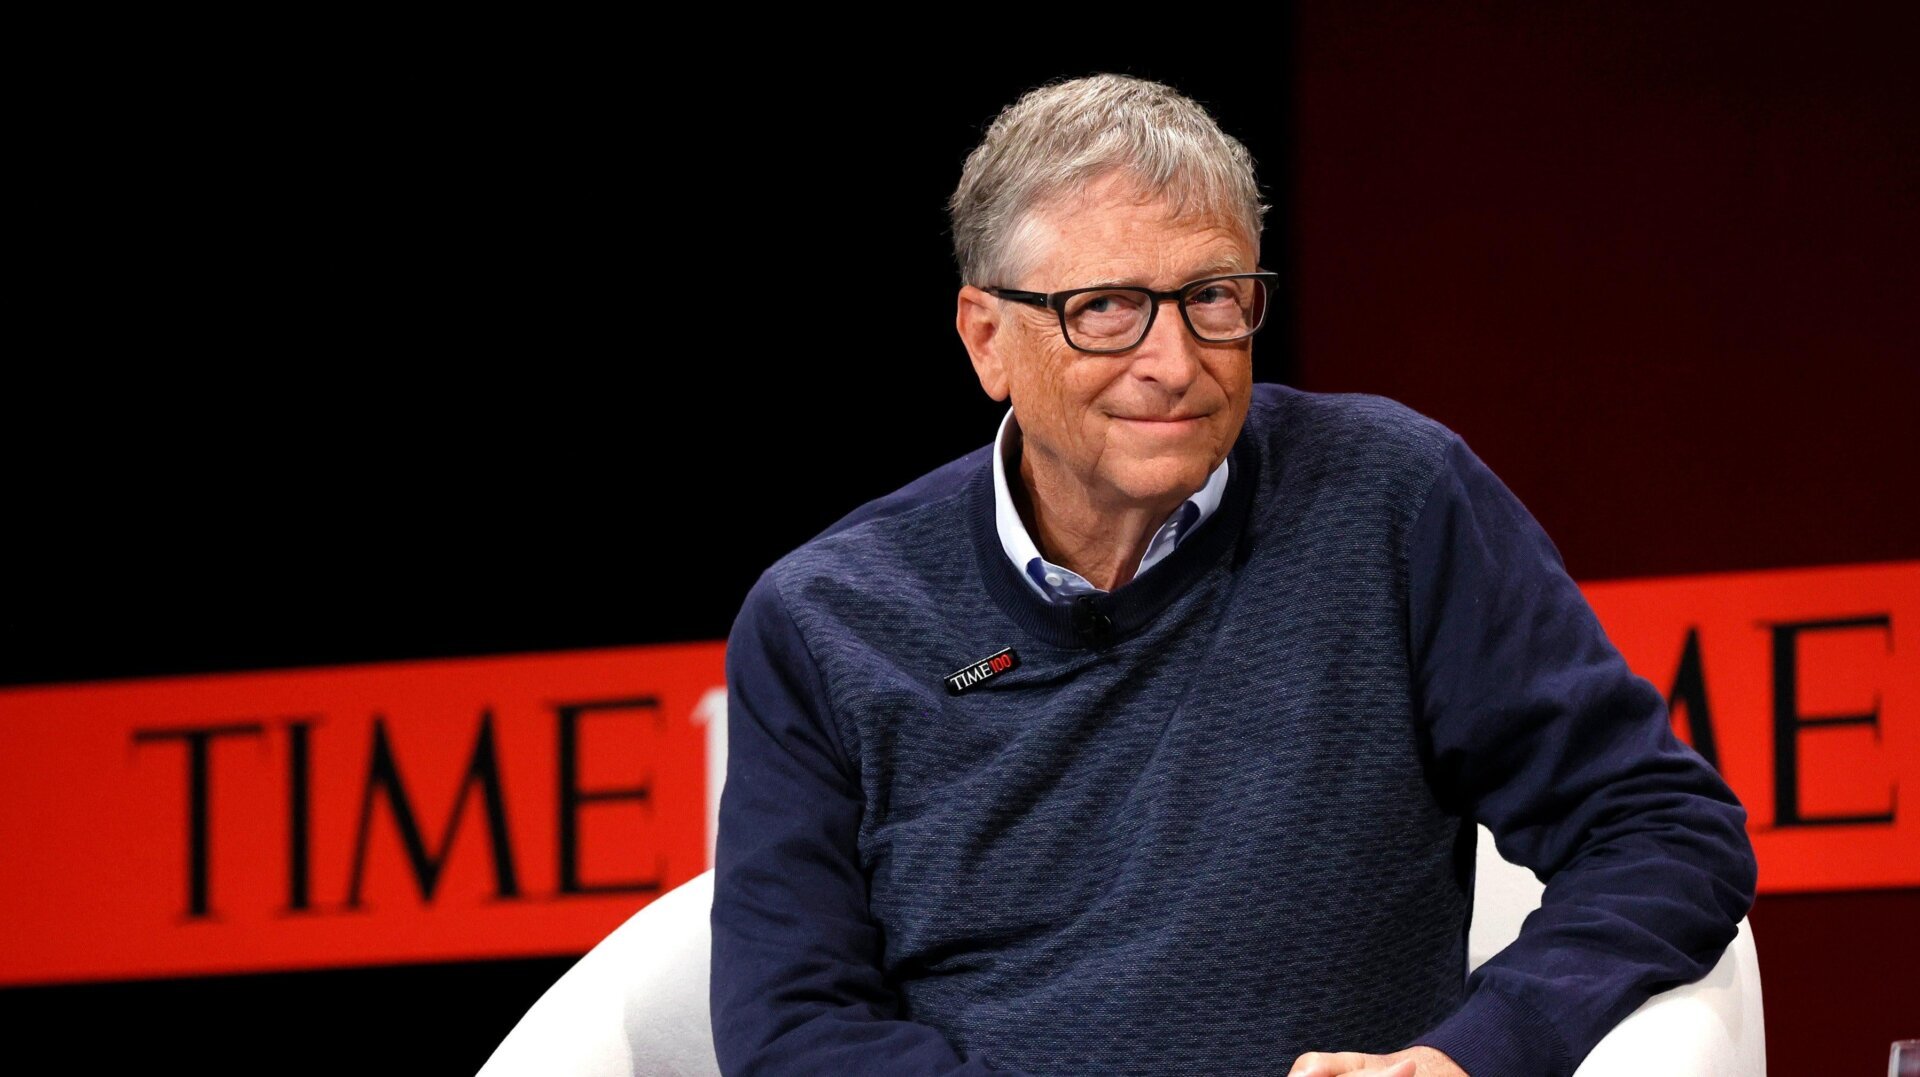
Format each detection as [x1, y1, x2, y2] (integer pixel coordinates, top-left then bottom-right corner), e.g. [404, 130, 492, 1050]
[1012, 436, 1189, 593]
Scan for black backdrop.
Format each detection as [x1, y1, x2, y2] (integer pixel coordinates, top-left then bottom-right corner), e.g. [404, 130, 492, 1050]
[4, 52, 1297, 1076]
[12, 17, 1915, 1072]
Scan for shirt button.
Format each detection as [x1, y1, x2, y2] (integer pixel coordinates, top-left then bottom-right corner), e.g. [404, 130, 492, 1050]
[1045, 574, 1063, 586]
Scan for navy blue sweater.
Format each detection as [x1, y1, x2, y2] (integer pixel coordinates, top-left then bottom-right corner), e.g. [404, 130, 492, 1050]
[711, 384, 1756, 1076]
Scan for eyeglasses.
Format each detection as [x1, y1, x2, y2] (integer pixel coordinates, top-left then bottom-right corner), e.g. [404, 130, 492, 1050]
[985, 271, 1279, 354]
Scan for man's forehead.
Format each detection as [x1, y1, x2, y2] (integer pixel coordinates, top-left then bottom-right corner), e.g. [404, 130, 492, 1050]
[1021, 182, 1256, 288]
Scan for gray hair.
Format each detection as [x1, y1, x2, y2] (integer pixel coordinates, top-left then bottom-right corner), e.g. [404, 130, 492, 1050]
[948, 73, 1268, 288]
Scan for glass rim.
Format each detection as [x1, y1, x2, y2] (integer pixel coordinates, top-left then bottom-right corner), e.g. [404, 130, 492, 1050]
[985, 270, 1278, 355]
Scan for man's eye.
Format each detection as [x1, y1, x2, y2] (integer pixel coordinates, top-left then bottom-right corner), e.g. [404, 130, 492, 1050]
[1073, 291, 1143, 316]
[1189, 285, 1231, 305]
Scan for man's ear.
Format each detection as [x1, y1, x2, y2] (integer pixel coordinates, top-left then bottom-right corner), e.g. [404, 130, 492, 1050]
[956, 285, 1011, 401]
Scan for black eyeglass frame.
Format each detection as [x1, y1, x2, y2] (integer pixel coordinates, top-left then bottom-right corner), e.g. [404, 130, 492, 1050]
[984, 270, 1281, 354]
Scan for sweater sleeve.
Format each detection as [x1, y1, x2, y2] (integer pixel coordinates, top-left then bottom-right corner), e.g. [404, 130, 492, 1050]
[1401, 435, 1758, 1077]
[710, 570, 1034, 1077]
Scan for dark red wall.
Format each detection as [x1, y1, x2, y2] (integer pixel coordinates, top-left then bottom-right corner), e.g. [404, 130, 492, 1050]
[1292, 5, 1918, 1072]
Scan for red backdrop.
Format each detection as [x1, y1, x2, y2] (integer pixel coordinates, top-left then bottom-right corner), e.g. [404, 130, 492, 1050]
[1292, 4, 1920, 1072]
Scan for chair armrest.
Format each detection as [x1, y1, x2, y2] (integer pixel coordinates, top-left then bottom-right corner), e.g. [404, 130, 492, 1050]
[1571, 917, 1765, 1077]
[477, 871, 720, 1077]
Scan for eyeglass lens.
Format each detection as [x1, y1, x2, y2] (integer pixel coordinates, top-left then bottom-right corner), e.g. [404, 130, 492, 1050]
[1061, 277, 1267, 351]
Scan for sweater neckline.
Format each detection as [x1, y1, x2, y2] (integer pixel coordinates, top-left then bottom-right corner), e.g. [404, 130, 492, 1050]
[966, 427, 1261, 650]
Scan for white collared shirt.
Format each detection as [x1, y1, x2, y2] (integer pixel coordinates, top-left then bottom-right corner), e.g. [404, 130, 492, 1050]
[991, 407, 1230, 604]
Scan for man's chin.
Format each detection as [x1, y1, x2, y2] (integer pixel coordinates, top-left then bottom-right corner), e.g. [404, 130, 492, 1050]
[1111, 415, 1210, 440]
[1105, 462, 1212, 507]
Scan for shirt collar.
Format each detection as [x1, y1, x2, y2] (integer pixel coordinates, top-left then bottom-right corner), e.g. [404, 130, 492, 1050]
[991, 406, 1230, 604]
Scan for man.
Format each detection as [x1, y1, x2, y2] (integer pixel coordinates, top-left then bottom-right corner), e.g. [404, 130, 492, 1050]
[710, 74, 1756, 1077]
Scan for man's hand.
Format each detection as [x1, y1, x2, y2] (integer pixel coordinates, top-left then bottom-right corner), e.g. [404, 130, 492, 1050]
[1287, 1045, 1468, 1077]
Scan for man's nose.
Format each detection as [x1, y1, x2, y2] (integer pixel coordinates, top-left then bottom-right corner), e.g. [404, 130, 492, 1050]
[1128, 299, 1205, 390]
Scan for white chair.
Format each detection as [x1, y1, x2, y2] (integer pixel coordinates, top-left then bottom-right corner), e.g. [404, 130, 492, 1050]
[478, 871, 722, 1077]
[1468, 826, 1766, 1076]
[478, 826, 1763, 1076]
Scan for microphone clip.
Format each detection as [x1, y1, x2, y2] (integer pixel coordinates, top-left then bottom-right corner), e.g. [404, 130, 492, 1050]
[1070, 595, 1114, 649]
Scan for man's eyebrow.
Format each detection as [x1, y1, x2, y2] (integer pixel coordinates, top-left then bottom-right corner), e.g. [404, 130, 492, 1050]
[1073, 258, 1254, 290]
[1185, 257, 1256, 281]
